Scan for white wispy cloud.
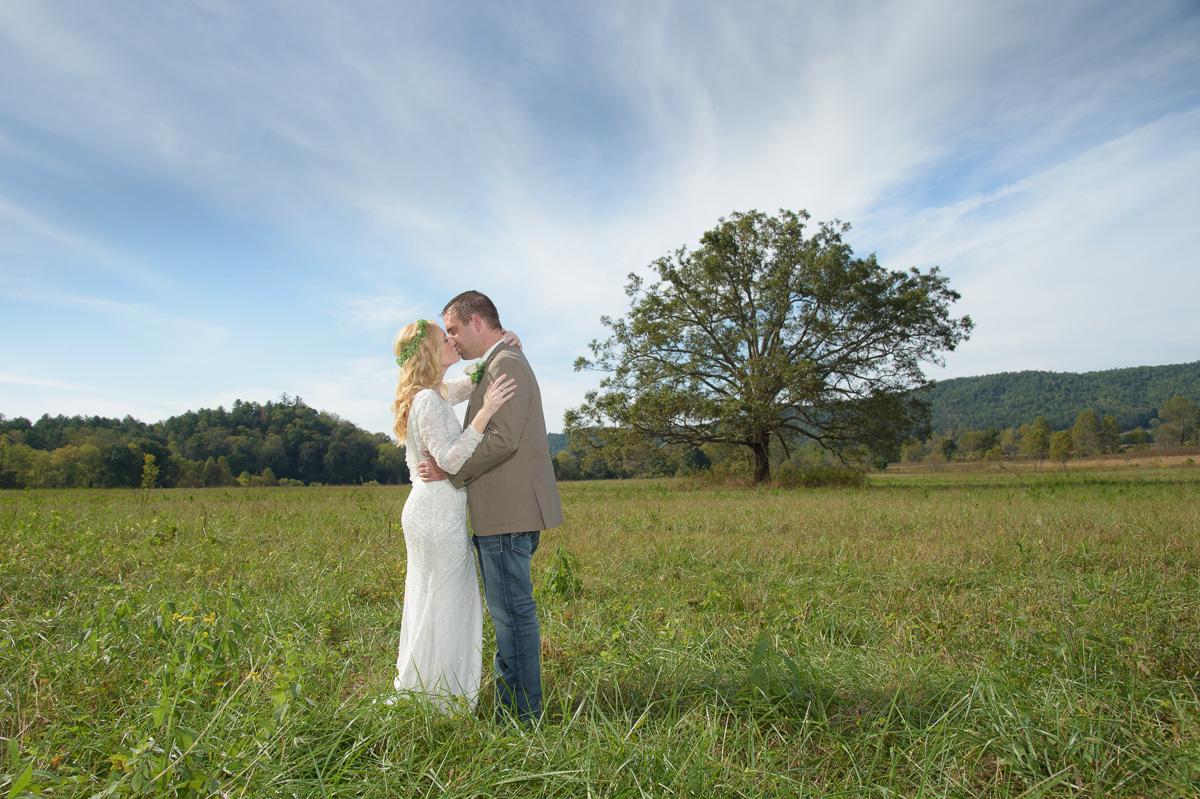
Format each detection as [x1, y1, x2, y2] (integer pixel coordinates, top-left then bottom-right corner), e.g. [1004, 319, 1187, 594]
[336, 292, 430, 337]
[881, 108, 1200, 376]
[0, 194, 157, 284]
[0, 372, 95, 392]
[2, 289, 229, 341]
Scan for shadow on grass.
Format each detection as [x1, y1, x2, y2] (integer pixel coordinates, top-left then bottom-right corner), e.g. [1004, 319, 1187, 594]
[538, 639, 975, 739]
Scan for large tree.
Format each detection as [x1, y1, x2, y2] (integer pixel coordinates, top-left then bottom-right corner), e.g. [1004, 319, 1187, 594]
[1049, 429, 1074, 468]
[1099, 414, 1121, 453]
[567, 209, 973, 483]
[1070, 410, 1100, 457]
[1155, 395, 1197, 447]
[1021, 416, 1052, 468]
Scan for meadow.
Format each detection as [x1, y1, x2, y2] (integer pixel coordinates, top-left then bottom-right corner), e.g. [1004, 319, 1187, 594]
[2, 467, 1198, 797]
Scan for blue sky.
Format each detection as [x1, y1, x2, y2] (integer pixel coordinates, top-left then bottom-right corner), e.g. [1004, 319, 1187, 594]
[2, 0, 1198, 438]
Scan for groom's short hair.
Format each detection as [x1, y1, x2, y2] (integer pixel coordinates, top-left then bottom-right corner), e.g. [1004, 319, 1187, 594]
[443, 290, 503, 331]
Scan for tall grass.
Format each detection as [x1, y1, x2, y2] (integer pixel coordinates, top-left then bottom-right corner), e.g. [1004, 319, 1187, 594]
[2, 469, 1198, 796]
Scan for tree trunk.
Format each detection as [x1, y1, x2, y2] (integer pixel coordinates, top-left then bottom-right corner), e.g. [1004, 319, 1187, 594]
[750, 438, 770, 485]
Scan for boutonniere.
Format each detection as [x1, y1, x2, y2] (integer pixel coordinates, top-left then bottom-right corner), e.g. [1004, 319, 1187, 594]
[465, 362, 487, 384]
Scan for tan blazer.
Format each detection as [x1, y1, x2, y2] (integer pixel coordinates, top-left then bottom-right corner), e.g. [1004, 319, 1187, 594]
[448, 343, 564, 536]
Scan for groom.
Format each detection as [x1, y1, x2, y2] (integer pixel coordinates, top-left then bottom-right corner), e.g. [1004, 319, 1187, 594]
[419, 290, 564, 724]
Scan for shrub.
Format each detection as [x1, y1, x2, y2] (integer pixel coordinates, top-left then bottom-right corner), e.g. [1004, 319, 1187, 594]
[773, 465, 866, 488]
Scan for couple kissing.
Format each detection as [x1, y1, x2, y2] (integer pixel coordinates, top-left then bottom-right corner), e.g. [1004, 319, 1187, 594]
[387, 290, 563, 725]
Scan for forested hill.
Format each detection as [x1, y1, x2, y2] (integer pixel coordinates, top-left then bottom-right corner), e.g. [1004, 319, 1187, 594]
[924, 361, 1200, 432]
[0, 396, 407, 489]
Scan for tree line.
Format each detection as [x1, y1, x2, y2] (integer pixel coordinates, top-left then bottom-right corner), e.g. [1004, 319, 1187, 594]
[900, 395, 1198, 469]
[4, 390, 1194, 490]
[923, 362, 1200, 432]
[552, 395, 1199, 480]
[0, 396, 408, 489]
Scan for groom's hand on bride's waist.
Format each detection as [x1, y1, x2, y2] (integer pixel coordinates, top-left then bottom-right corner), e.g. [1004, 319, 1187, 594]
[418, 451, 449, 482]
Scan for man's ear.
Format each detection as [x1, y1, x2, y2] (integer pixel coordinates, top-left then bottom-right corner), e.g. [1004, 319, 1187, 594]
[470, 313, 484, 332]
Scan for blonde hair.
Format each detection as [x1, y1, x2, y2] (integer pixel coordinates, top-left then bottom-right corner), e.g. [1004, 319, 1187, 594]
[390, 320, 445, 442]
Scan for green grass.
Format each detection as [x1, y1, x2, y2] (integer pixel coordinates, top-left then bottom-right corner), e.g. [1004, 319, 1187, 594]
[2, 469, 1198, 797]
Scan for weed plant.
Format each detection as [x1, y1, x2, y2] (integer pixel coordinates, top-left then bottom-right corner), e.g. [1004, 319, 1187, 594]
[1, 470, 1198, 796]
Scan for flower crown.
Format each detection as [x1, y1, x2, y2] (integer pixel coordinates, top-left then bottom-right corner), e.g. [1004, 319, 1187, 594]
[395, 319, 429, 366]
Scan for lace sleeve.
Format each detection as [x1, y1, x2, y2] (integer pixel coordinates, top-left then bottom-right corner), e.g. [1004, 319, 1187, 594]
[411, 390, 483, 475]
[445, 375, 475, 406]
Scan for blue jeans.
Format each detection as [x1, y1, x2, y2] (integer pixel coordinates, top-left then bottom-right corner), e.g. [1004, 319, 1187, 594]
[473, 531, 542, 724]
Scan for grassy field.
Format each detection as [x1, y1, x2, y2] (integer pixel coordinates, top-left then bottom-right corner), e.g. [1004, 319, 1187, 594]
[2, 467, 1198, 797]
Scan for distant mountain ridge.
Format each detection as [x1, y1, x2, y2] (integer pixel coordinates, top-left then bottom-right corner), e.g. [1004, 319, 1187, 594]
[923, 361, 1200, 432]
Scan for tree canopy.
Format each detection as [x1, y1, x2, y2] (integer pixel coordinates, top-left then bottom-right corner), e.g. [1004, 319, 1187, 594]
[1155, 395, 1198, 447]
[567, 209, 972, 483]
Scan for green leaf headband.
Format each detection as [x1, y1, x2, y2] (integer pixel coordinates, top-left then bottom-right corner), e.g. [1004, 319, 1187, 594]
[395, 319, 429, 366]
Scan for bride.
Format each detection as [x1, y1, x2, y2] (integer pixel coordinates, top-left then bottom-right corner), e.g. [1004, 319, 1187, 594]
[387, 318, 518, 711]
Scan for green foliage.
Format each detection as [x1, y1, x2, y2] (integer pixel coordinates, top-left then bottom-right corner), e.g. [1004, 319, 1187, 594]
[1124, 427, 1152, 446]
[1048, 429, 1074, 466]
[202, 456, 230, 487]
[1070, 410, 1099, 457]
[904, 393, 1199, 470]
[1155, 395, 1198, 447]
[955, 426, 997, 458]
[741, 636, 823, 712]
[923, 360, 1200, 431]
[771, 464, 867, 488]
[1099, 414, 1121, 453]
[140, 453, 159, 493]
[0, 396, 408, 489]
[1021, 416, 1051, 465]
[569, 208, 971, 483]
[899, 437, 926, 462]
[546, 432, 568, 456]
[541, 545, 583, 600]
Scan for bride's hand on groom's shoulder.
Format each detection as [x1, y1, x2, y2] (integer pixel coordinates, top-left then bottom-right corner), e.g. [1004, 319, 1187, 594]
[482, 375, 517, 413]
[501, 330, 522, 351]
[470, 374, 518, 435]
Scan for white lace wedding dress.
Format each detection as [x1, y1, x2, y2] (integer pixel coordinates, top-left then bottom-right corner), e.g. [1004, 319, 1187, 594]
[393, 378, 483, 712]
